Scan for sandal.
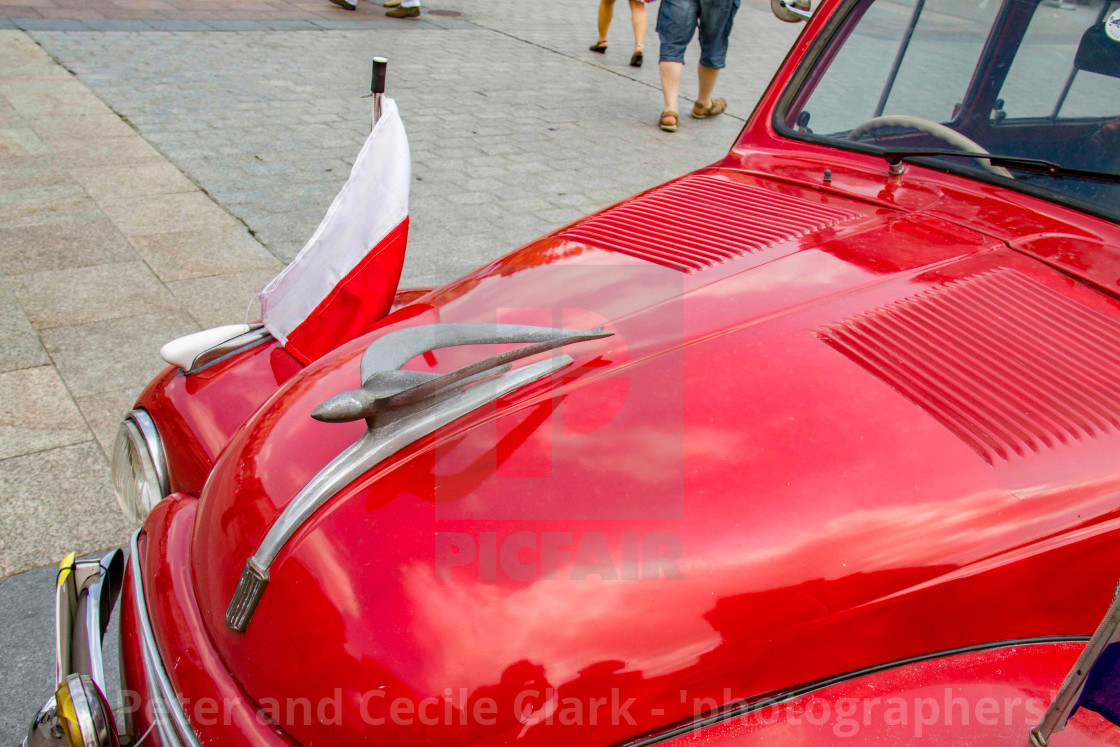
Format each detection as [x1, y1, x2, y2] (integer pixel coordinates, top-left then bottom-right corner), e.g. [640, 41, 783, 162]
[630, 50, 643, 67]
[589, 41, 608, 53]
[659, 110, 678, 132]
[691, 98, 727, 118]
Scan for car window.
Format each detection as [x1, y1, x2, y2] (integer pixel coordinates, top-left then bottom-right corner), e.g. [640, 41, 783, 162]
[999, 0, 1120, 120]
[792, 0, 999, 135]
[779, 0, 1120, 220]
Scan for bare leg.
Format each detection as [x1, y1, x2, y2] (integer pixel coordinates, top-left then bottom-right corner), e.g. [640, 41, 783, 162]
[628, 0, 646, 52]
[696, 64, 720, 108]
[660, 60, 683, 113]
[596, 0, 615, 44]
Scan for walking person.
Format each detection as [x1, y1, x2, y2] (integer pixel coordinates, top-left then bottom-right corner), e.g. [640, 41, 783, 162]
[656, 0, 739, 132]
[329, 0, 420, 16]
[590, 0, 650, 67]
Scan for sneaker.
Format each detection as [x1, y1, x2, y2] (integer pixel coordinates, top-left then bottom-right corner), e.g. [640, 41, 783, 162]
[329, 0, 357, 9]
[386, 5, 419, 15]
[384, 0, 401, 5]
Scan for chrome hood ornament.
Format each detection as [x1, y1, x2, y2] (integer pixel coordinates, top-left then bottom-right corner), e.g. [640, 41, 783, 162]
[226, 322, 611, 632]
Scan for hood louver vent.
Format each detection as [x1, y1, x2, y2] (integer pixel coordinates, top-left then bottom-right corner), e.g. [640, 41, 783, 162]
[558, 174, 860, 272]
[821, 269, 1120, 465]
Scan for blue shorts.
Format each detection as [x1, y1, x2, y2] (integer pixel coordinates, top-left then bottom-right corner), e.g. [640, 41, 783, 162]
[656, 0, 741, 70]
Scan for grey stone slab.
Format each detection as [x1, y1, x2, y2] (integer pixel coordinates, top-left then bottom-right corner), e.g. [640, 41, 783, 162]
[145, 20, 212, 31]
[0, 564, 60, 742]
[29, 116, 135, 143]
[70, 161, 195, 202]
[0, 125, 49, 159]
[40, 311, 197, 397]
[0, 287, 49, 374]
[166, 267, 275, 329]
[0, 154, 71, 190]
[11, 19, 90, 32]
[203, 20, 268, 31]
[97, 191, 241, 237]
[44, 136, 164, 168]
[0, 211, 136, 275]
[0, 365, 90, 460]
[74, 386, 142, 459]
[9, 261, 179, 330]
[0, 442, 132, 577]
[81, 20, 155, 32]
[127, 225, 281, 283]
[0, 188, 95, 227]
[260, 20, 318, 30]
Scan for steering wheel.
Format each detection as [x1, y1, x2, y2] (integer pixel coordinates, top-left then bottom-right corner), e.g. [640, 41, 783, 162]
[848, 115, 1013, 179]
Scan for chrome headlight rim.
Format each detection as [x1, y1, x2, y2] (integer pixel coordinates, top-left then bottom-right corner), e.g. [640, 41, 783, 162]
[111, 409, 170, 524]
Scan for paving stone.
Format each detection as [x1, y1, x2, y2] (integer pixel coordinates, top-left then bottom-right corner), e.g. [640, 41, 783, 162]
[9, 260, 178, 329]
[0, 75, 108, 118]
[74, 385, 142, 458]
[0, 124, 47, 156]
[0, 365, 90, 460]
[29, 114, 135, 142]
[0, 183, 90, 223]
[127, 224, 281, 282]
[70, 160, 195, 201]
[40, 310, 197, 396]
[44, 134, 164, 167]
[166, 266, 275, 327]
[0, 210, 136, 274]
[97, 190, 241, 236]
[0, 280, 49, 373]
[0, 442, 132, 577]
[82, 18, 154, 29]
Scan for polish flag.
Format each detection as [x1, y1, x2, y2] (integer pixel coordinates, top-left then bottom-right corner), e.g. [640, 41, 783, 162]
[259, 97, 409, 364]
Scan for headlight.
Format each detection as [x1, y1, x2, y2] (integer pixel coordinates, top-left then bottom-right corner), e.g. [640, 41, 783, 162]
[110, 410, 169, 524]
[24, 675, 118, 747]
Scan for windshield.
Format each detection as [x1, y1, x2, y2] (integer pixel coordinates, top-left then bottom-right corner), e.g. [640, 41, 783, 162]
[780, 0, 1120, 218]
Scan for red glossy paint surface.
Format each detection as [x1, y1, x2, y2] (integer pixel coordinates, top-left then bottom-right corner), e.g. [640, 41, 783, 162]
[138, 339, 303, 496]
[119, 0, 1120, 742]
[663, 642, 1120, 745]
[123, 495, 300, 745]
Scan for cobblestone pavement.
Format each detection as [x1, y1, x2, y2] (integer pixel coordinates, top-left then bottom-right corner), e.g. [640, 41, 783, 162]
[0, 0, 799, 736]
[32, 1, 801, 285]
[0, 0, 437, 24]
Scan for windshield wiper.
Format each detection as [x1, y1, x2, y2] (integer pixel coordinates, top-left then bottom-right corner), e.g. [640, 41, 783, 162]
[876, 148, 1120, 184]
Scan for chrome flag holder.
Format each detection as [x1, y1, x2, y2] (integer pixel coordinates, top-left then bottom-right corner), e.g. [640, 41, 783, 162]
[371, 56, 387, 129]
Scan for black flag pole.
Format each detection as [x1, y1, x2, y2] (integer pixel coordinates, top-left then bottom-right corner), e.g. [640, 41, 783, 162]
[371, 57, 388, 130]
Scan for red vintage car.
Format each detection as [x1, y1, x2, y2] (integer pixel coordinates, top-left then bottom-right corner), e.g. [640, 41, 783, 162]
[23, 0, 1120, 743]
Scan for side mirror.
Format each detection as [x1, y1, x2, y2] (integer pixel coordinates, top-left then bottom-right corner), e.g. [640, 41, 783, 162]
[771, 0, 811, 22]
[1074, 14, 1120, 80]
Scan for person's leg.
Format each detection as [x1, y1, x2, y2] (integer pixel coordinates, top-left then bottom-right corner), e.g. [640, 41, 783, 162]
[660, 62, 683, 115]
[692, 0, 739, 113]
[656, 0, 698, 126]
[629, 0, 647, 53]
[595, 0, 615, 47]
[387, 0, 419, 16]
[696, 64, 719, 108]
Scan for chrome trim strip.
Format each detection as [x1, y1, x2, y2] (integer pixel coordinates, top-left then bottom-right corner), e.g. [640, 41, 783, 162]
[129, 531, 201, 747]
[226, 323, 611, 631]
[622, 636, 1092, 746]
[186, 325, 271, 375]
[127, 410, 170, 498]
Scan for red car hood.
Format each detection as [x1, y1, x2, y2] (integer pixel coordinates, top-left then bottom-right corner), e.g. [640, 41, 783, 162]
[190, 168, 1120, 745]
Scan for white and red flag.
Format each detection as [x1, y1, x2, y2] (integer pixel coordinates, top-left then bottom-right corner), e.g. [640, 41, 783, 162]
[259, 97, 409, 364]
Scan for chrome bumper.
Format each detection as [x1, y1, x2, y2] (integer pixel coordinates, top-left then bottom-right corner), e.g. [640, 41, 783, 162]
[24, 532, 200, 747]
[23, 547, 124, 747]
